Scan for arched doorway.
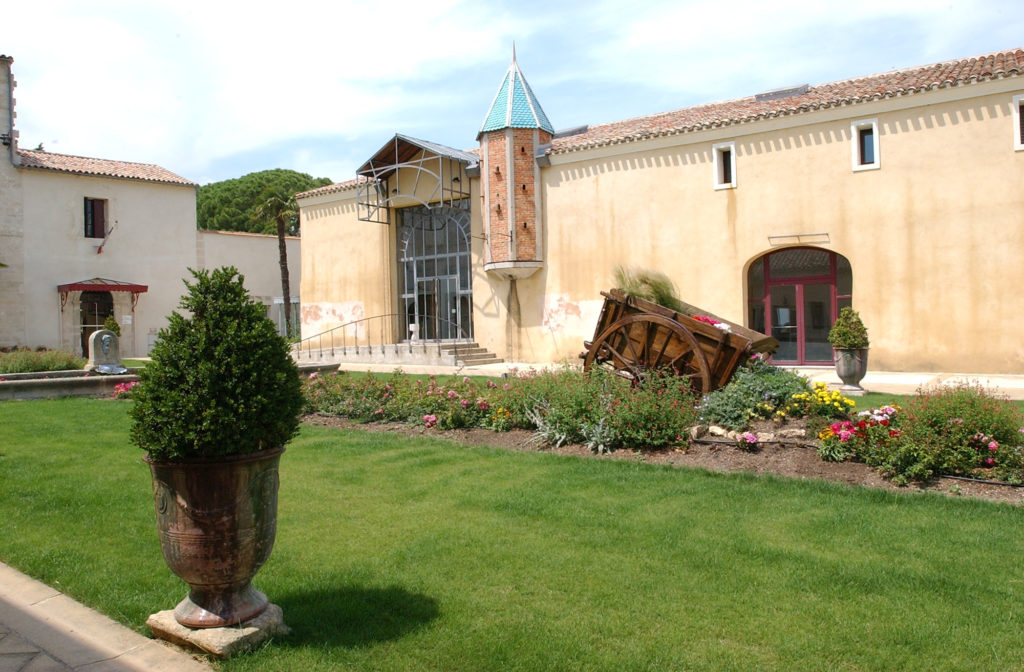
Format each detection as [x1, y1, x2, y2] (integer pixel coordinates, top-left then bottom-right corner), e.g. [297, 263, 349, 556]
[80, 290, 113, 357]
[747, 247, 852, 365]
[397, 201, 473, 341]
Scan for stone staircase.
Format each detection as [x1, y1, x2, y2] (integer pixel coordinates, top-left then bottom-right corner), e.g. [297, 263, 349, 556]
[295, 340, 502, 368]
[440, 342, 503, 366]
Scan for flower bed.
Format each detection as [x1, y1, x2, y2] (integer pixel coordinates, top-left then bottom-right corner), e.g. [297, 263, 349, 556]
[300, 363, 1024, 486]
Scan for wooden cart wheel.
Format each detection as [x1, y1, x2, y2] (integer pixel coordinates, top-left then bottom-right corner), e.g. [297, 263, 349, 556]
[583, 313, 713, 393]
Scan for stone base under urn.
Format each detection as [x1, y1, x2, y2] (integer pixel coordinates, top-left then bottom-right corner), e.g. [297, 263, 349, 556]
[148, 603, 290, 659]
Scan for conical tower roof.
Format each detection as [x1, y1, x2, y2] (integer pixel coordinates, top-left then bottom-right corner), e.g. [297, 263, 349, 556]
[478, 48, 554, 139]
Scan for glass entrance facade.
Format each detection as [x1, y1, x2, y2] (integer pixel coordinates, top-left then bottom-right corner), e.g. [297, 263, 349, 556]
[397, 201, 473, 341]
[747, 248, 852, 365]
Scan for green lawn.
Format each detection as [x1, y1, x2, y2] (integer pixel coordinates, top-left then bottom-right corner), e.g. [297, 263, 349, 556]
[2, 398, 1024, 671]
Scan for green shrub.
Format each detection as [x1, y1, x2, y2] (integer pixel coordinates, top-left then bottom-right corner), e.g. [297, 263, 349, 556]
[129, 267, 304, 460]
[302, 365, 698, 452]
[699, 360, 810, 430]
[103, 315, 121, 337]
[0, 348, 85, 373]
[522, 367, 606, 446]
[817, 387, 1024, 484]
[896, 383, 1024, 479]
[828, 307, 869, 349]
[600, 369, 697, 450]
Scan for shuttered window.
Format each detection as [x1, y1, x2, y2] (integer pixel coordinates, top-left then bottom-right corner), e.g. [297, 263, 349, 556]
[84, 198, 106, 238]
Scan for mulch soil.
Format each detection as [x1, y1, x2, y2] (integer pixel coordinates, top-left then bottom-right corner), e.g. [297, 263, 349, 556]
[302, 414, 1024, 506]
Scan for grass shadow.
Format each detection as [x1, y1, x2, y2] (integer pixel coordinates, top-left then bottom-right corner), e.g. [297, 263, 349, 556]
[274, 585, 440, 648]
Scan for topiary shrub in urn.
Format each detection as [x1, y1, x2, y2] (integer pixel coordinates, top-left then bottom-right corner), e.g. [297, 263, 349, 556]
[828, 306, 870, 393]
[130, 267, 303, 628]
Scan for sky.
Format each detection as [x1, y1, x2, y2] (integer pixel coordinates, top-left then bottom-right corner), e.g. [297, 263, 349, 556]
[4, 0, 1023, 186]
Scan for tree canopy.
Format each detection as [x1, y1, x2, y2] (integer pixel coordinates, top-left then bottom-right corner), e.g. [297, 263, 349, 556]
[197, 169, 332, 235]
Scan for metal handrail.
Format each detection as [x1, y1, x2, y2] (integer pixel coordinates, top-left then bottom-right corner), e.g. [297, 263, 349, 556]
[295, 312, 472, 361]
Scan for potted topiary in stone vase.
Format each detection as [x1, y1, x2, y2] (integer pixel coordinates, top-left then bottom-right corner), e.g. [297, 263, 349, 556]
[130, 267, 303, 628]
[828, 306, 870, 393]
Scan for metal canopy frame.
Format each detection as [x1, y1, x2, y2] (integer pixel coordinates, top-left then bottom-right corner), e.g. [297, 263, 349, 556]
[357, 134, 475, 224]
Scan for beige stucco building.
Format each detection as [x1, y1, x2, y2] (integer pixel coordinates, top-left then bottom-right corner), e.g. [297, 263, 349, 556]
[0, 55, 299, 357]
[299, 47, 1024, 373]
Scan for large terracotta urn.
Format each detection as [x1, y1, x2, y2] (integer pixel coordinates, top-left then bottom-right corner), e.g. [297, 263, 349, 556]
[145, 446, 284, 628]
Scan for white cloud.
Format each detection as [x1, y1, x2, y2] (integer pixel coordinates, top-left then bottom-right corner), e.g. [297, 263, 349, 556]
[4, 0, 1023, 183]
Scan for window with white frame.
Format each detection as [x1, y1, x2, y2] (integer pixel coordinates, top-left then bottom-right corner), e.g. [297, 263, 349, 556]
[1013, 94, 1024, 151]
[850, 119, 879, 171]
[713, 141, 736, 189]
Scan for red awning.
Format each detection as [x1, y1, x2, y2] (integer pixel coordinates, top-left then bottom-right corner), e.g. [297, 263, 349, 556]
[58, 278, 148, 310]
[57, 277, 149, 294]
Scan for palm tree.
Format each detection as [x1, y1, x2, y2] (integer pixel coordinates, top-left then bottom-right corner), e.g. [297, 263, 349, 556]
[252, 188, 298, 339]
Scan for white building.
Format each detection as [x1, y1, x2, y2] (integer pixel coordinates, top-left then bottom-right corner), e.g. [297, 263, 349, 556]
[0, 55, 299, 357]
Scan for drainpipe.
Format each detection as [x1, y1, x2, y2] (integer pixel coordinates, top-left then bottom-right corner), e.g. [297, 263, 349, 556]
[506, 277, 520, 361]
[1, 55, 18, 165]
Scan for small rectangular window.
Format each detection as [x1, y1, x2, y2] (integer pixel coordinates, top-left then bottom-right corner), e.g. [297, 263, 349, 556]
[713, 141, 736, 189]
[84, 198, 106, 238]
[851, 119, 879, 171]
[1013, 94, 1024, 151]
[858, 127, 874, 164]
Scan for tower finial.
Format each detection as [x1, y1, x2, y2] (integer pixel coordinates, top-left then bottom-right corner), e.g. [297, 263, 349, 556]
[512, 42, 517, 64]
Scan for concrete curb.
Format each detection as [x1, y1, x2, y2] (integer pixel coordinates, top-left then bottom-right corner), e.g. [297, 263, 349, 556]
[0, 563, 212, 671]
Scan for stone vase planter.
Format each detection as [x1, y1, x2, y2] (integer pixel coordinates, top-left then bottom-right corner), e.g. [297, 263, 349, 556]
[834, 348, 869, 392]
[145, 446, 284, 628]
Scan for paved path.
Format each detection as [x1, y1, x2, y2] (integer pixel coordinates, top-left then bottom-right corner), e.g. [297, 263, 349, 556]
[0, 563, 211, 672]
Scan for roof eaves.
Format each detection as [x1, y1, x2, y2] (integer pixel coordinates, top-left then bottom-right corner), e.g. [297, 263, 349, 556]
[549, 48, 1023, 155]
[295, 176, 366, 200]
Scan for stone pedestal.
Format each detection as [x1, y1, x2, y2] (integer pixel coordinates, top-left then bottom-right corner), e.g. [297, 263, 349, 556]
[147, 603, 289, 659]
[84, 329, 128, 374]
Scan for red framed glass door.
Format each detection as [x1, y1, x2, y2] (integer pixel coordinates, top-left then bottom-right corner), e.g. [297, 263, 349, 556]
[748, 248, 851, 365]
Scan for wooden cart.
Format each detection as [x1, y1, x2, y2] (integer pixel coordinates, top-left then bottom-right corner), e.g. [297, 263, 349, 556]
[582, 289, 778, 394]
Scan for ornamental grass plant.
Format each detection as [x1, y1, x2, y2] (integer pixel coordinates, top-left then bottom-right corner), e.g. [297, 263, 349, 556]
[612, 265, 684, 312]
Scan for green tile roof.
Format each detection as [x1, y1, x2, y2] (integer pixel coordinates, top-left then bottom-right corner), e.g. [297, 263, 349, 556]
[478, 52, 553, 137]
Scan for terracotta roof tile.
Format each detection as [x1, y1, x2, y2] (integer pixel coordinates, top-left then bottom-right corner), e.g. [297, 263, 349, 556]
[17, 149, 195, 186]
[295, 176, 367, 200]
[550, 48, 1024, 154]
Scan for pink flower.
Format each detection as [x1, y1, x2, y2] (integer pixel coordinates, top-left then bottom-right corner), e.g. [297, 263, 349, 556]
[985, 457, 995, 466]
[423, 414, 437, 429]
[461, 399, 470, 408]
[308, 372, 319, 379]
[988, 441, 999, 451]
[838, 430, 854, 442]
[487, 380, 497, 388]
[447, 390, 457, 399]
[463, 377, 471, 383]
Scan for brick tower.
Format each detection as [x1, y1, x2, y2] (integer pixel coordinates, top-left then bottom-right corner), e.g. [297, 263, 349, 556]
[477, 48, 553, 280]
